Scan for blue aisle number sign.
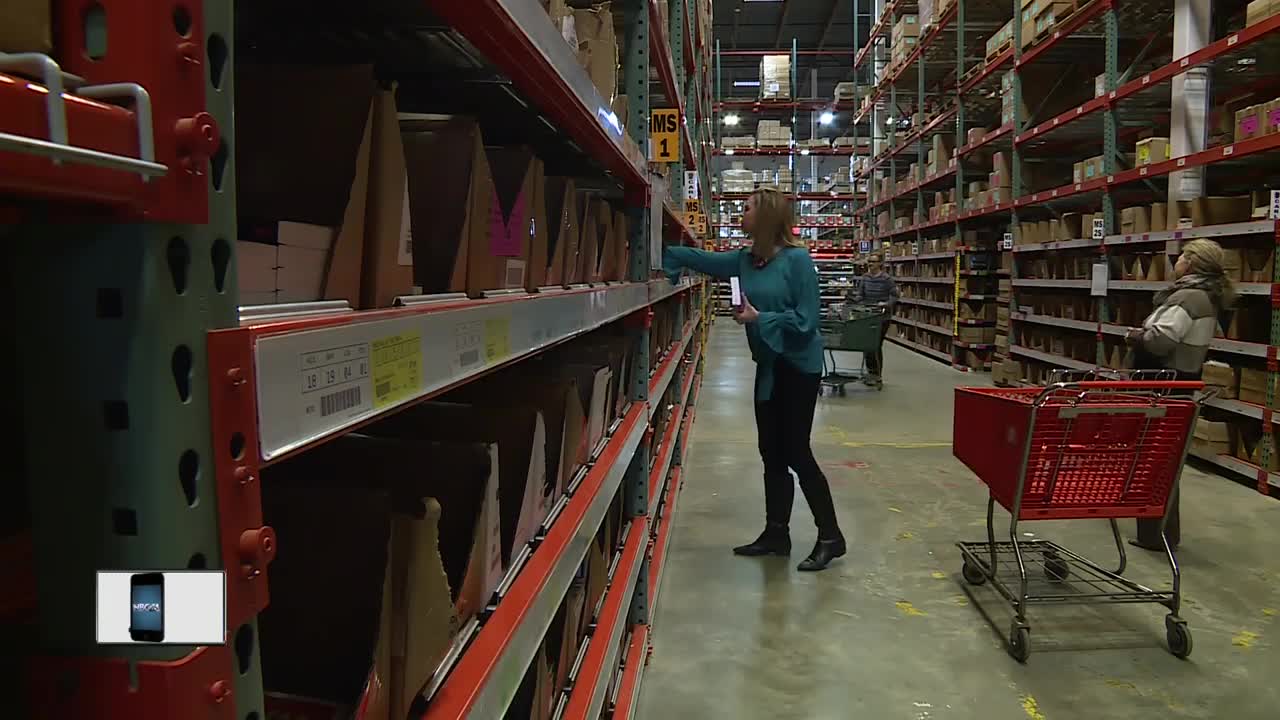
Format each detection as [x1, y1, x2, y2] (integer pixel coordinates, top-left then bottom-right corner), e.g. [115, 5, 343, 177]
[650, 109, 680, 162]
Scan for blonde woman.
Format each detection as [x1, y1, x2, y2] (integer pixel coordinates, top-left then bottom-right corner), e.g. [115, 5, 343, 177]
[664, 188, 845, 571]
[1125, 238, 1235, 551]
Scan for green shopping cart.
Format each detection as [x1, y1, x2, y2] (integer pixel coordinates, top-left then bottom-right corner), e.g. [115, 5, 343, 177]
[820, 304, 886, 395]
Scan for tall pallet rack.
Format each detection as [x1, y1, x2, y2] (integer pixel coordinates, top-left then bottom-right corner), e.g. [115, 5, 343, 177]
[850, 0, 1280, 496]
[708, 44, 869, 256]
[2, 1, 718, 717]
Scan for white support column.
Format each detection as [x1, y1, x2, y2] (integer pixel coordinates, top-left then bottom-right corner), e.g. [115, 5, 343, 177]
[1168, 0, 1211, 204]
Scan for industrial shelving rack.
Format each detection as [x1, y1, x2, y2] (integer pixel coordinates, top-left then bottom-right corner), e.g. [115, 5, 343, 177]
[3, 1, 717, 717]
[707, 44, 869, 254]
[849, 0, 1280, 496]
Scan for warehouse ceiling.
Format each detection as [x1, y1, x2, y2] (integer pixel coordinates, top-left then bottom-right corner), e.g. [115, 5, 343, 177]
[713, 0, 871, 102]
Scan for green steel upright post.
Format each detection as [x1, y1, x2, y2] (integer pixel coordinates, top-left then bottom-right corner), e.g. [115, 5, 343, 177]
[852, 2, 861, 221]
[792, 38, 799, 203]
[622, 0, 652, 624]
[672, 0, 687, 210]
[714, 39, 721, 154]
[14, 1, 263, 716]
[917, 37, 926, 239]
[1262, 222, 1280, 493]
[1099, 7, 1120, 366]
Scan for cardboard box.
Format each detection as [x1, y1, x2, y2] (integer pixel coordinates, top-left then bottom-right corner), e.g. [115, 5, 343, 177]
[1243, 247, 1275, 283]
[546, 178, 581, 286]
[1120, 206, 1151, 235]
[236, 64, 377, 306]
[577, 194, 614, 284]
[402, 116, 495, 298]
[1136, 137, 1170, 166]
[375, 404, 550, 571]
[277, 222, 337, 303]
[1236, 105, 1264, 142]
[574, 4, 619, 102]
[237, 241, 279, 306]
[0, 0, 51, 52]
[259, 485, 397, 720]
[760, 54, 792, 100]
[1201, 360, 1239, 399]
[1247, 0, 1280, 27]
[488, 147, 550, 291]
[1191, 195, 1253, 227]
[1149, 203, 1168, 232]
[1239, 367, 1270, 405]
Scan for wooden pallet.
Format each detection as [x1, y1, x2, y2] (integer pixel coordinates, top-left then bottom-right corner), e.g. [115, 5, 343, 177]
[984, 39, 1012, 63]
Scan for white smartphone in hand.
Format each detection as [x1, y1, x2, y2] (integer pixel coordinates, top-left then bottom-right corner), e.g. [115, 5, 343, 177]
[729, 277, 742, 308]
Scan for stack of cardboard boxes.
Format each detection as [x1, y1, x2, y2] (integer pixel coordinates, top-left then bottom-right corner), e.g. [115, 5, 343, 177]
[756, 120, 793, 148]
[890, 15, 921, 71]
[985, 19, 1014, 61]
[760, 54, 792, 100]
[720, 135, 757, 150]
[235, 66, 631, 309]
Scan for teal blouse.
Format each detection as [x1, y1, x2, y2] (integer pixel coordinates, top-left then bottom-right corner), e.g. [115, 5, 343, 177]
[664, 246, 824, 402]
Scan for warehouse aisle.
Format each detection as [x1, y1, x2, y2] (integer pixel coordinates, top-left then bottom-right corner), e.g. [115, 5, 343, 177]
[638, 323, 1280, 720]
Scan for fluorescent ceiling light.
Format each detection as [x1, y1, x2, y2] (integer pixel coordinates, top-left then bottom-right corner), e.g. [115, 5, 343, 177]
[800, 148, 810, 156]
[733, 80, 761, 87]
[819, 111, 835, 125]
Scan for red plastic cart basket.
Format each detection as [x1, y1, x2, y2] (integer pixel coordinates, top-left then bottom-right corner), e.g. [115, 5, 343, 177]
[952, 379, 1207, 663]
[953, 383, 1201, 520]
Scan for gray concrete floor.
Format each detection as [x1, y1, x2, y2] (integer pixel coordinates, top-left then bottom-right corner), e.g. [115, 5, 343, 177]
[638, 323, 1280, 720]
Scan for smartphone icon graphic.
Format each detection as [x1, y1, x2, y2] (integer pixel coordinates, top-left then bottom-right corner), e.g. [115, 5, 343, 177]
[129, 573, 165, 642]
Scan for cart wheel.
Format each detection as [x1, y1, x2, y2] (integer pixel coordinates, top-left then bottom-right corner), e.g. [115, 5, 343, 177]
[1008, 623, 1031, 663]
[1165, 615, 1193, 659]
[961, 559, 987, 586]
[1043, 553, 1070, 583]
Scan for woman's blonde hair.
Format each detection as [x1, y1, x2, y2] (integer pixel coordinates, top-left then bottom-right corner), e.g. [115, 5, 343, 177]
[749, 187, 804, 256]
[1180, 238, 1236, 307]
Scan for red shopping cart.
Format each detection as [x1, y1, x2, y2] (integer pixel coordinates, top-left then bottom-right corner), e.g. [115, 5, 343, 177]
[952, 375, 1206, 662]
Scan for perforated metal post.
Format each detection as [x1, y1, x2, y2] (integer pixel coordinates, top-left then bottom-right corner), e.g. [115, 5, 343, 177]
[1097, 7, 1120, 366]
[18, 0, 262, 716]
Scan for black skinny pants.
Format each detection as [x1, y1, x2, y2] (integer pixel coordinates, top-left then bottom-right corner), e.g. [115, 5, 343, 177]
[754, 358, 842, 538]
[865, 318, 891, 375]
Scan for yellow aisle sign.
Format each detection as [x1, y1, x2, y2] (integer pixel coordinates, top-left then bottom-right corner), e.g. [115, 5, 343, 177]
[650, 108, 680, 162]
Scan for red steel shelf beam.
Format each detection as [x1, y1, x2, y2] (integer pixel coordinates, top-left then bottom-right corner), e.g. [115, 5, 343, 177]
[853, 0, 911, 71]
[854, 4, 958, 125]
[712, 146, 866, 156]
[1017, 0, 1110, 69]
[713, 192, 861, 201]
[0, 73, 150, 212]
[858, 107, 957, 179]
[428, 0, 646, 194]
[1016, 15, 1280, 146]
[715, 99, 857, 112]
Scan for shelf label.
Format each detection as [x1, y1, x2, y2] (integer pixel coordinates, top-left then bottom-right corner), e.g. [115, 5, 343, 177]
[1091, 218, 1105, 239]
[1002, 232, 1013, 250]
[650, 108, 681, 163]
[484, 317, 512, 364]
[372, 332, 423, 410]
[1270, 190, 1280, 220]
[300, 342, 372, 421]
[684, 170, 700, 199]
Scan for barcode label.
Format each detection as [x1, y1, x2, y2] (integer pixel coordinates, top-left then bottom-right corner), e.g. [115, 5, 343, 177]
[375, 381, 391, 398]
[460, 349, 480, 367]
[320, 386, 361, 417]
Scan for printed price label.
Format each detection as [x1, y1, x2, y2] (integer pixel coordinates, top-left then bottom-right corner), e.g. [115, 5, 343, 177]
[484, 317, 511, 363]
[371, 332, 422, 410]
[454, 321, 483, 372]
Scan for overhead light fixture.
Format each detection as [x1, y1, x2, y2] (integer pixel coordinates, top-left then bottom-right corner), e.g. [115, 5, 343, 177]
[733, 80, 761, 87]
[800, 148, 810, 156]
[723, 113, 740, 126]
[725, 148, 736, 155]
[819, 111, 835, 125]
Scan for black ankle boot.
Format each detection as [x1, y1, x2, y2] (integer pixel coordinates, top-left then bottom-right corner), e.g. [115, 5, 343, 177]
[797, 534, 846, 571]
[733, 523, 791, 557]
